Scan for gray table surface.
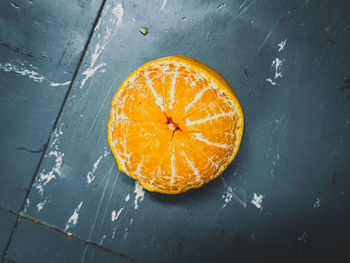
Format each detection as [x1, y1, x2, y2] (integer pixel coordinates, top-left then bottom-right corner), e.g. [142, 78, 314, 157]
[1, 0, 349, 262]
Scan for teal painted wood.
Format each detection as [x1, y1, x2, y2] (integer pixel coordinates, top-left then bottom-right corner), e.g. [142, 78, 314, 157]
[0, 0, 104, 210]
[16, 0, 350, 262]
[4, 218, 134, 263]
[0, 209, 17, 257]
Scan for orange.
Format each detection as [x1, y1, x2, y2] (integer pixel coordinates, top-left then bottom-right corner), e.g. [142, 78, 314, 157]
[108, 56, 244, 194]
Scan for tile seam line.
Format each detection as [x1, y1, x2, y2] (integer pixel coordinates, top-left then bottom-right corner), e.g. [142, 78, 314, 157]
[0, 0, 108, 262]
[0, 206, 140, 263]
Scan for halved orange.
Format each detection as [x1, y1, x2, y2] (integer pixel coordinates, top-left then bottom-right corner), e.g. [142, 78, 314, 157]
[108, 56, 244, 194]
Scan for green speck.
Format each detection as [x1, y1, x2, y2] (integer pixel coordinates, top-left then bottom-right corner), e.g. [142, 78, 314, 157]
[140, 27, 148, 35]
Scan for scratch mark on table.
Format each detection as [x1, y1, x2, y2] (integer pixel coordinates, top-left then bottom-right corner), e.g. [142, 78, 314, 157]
[239, 0, 248, 9]
[232, 0, 256, 21]
[95, 170, 119, 243]
[86, 76, 117, 137]
[79, 167, 112, 263]
[221, 177, 247, 208]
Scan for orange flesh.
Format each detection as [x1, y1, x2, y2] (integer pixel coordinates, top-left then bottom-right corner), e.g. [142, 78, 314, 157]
[108, 56, 244, 194]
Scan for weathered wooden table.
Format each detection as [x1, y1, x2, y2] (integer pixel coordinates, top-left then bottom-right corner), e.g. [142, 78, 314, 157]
[1, 0, 349, 262]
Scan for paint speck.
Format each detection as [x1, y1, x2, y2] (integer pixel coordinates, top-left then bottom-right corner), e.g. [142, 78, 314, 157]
[222, 185, 247, 208]
[112, 227, 117, 239]
[297, 232, 308, 242]
[87, 156, 103, 183]
[313, 198, 321, 208]
[112, 3, 124, 28]
[124, 227, 128, 240]
[265, 78, 276, 86]
[272, 58, 284, 79]
[99, 235, 106, 245]
[160, 0, 167, 10]
[125, 194, 130, 202]
[111, 207, 124, 222]
[345, 119, 350, 128]
[134, 181, 145, 210]
[23, 199, 30, 213]
[65, 201, 83, 231]
[222, 188, 233, 207]
[277, 39, 287, 52]
[36, 198, 48, 212]
[251, 193, 264, 209]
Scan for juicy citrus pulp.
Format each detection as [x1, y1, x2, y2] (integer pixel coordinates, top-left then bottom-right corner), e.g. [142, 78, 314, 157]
[108, 56, 244, 194]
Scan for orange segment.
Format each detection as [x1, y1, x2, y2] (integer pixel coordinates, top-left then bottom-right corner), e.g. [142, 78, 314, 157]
[108, 56, 244, 194]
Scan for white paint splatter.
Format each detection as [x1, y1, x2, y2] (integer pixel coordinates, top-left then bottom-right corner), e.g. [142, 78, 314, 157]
[80, 62, 106, 89]
[124, 227, 128, 240]
[277, 39, 287, 52]
[37, 198, 48, 212]
[160, 0, 167, 10]
[272, 58, 284, 79]
[0, 62, 45, 82]
[35, 150, 64, 196]
[125, 194, 130, 202]
[99, 235, 106, 245]
[86, 150, 110, 184]
[265, 78, 276, 86]
[222, 186, 247, 208]
[34, 124, 65, 196]
[23, 199, 30, 213]
[80, 3, 124, 89]
[65, 201, 83, 231]
[87, 156, 103, 184]
[313, 198, 321, 208]
[112, 3, 124, 28]
[134, 181, 145, 210]
[222, 188, 233, 207]
[251, 193, 264, 209]
[50, 123, 64, 150]
[49, 81, 71, 87]
[297, 232, 308, 242]
[265, 40, 286, 86]
[112, 227, 117, 239]
[111, 208, 124, 222]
